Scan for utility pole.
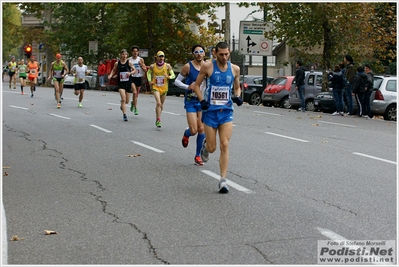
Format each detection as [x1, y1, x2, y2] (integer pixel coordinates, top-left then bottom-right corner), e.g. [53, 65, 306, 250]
[225, 3, 230, 48]
[262, 5, 268, 89]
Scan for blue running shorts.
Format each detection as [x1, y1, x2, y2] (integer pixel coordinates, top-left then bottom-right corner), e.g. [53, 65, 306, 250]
[184, 99, 201, 113]
[202, 109, 233, 129]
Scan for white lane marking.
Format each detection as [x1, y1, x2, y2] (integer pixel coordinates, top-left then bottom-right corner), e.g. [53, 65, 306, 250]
[106, 103, 120, 106]
[9, 105, 29, 110]
[265, 132, 309, 143]
[90, 124, 112, 133]
[161, 111, 180, 116]
[131, 141, 165, 153]
[316, 227, 393, 265]
[353, 152, 397, 165]
[317, 120, 356, 128]
[201, 170, 255, 194]
[49, 113, 71, 120]
[254, 111, 283, 116]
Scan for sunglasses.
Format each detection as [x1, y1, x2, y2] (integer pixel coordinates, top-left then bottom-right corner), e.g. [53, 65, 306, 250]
[193, 50, 204, 55]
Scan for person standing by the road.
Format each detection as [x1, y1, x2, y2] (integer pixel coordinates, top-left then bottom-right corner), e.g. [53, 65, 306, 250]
[26, 55, 40, 98]
[71, 56, 91, 108]
[344, 55, 356, 115]
[192, 41, 242, 193]
[98, 59, 106, 88]
[128, 45, 147, 116]
[108, 49, 136, 121]
[175, 44, 207, 166]
[48, 54, 69, 109]
[328, 65, 345, 116]
[294, 60, 306, 112]
[17, 59, 28, 95]
[146, 51, 175, 128]
[8, 56, 17, 90]
[364, 64, 374, 119]
[352, 65, 367, 117]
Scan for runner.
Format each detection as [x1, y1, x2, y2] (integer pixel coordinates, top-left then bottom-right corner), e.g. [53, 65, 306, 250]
[108, 49, 136, 121]
[48, 53, 69, 109]
[17, 59, 27, 95]
[128, 45, 147, 116]
[146, 51, 175, 128]
[192, 41, 242, 193]
[26, 55, 40, 98]
[8, 56, 17, 89]
[174, 44, 207, 166]
[70, 57, 91, 108]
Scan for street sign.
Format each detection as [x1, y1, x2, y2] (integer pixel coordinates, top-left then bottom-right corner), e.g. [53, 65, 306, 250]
[88, 41, 98, 55]
[139, 49, 148, 58]
[238, 21, 273, 56]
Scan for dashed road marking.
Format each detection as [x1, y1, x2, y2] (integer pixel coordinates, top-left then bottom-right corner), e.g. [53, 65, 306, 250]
[131, 141, 165, 153]
[201, 170, 255, 194]
[265, 132, 309, 143]
[90, 124, 112, 133]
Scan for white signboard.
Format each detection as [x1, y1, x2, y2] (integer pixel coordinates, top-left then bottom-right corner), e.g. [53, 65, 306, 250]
[139, 49, 148, 58]
[88, 41, 98, 55]
[238, 21, 273, 56]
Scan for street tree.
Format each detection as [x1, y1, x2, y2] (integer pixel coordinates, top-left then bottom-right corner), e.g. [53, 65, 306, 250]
[2, 3, 24, 61]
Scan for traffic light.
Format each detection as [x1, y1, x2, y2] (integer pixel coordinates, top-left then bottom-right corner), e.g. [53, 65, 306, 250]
[25, 44, 32, 58]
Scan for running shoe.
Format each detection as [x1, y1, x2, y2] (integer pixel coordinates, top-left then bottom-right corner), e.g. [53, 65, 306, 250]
[200, 138, 209, 163]
[156, 120, 161, 128]
[21, 91, 24, 95]
[182, 130, 189, 148]
[31, 94, 34, 98]
[218, 178, 229, 194]
[33, 87, 36, 91]
[332, 111, 339, 116]
[57, 103, 61, 109]
[194, 156, 203, 166]
[78, 103, 83, 108]
[134, 107, 138, 115]
[123, 114, 128, 121]
[9, 84, 11, 89]
[130, 101, 134, 112]
[13, 86, 16, 89]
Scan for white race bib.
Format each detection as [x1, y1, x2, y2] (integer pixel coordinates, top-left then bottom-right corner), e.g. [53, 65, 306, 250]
[210, 86, 230, 105]
[120, 71, 129, 82]
[155, 76, 165, 86]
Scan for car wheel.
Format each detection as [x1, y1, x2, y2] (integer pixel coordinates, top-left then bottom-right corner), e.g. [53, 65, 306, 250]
[249, 93, 261, 105]
[280, 97, 291, 109]
[384, 104, 396, 121]
[305, 100, 315, 111]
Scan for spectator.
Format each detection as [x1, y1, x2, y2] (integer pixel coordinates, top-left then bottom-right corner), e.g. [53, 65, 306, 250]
[344, 55, 356, 115]
[294, 60, 306, 112]
[352, 65, 367, 117]
[364, 64, 374, 119]
[328, 65, 345, 116]
[98, 59, 106, 88]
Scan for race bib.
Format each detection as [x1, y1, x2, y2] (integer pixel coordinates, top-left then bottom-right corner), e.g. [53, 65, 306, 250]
[78, 78, 84, 82]
[210, 86, 230, 105]
[134, 64, 140, 75]
[54, 70, 62, 78]
[155, 76, 165, 86]
[120, 71, 129, 82]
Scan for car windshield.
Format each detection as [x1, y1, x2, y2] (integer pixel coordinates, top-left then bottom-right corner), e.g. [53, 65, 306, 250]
[373, 77, 383, 90]
[271, 77, 287, 85]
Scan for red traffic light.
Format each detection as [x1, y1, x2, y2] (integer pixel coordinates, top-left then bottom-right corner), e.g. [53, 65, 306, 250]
[25, 44, 32, 58]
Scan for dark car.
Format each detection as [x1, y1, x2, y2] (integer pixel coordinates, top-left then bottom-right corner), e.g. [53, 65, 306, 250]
[167, 72, 185, 96]
[240, 75, 274, 105]
[261, 76, 295, 108]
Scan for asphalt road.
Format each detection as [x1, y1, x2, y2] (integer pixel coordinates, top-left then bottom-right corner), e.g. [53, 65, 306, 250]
[2, 83, 397, 265]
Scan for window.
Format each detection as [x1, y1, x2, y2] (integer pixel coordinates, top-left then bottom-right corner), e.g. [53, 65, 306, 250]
[316, 75, 323, 86]
[308, 75, 314, 85]
[386, 80, 397, 92]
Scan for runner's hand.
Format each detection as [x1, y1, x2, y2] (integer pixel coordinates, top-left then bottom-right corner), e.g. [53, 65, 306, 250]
[200, 100, 210, 110]
[232, 96, 243, 106]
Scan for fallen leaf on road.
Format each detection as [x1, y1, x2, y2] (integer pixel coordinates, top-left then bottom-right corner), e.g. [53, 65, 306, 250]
[322, 140, 328, 143]
[126, 154, 141, 157]
[10, 235, 24, 241]
[108, 108, 112, 110]
[3, 166, 10, 169]
[314, 115, 322, 119]
[44, 230, 58, 235]
[4, 172, 8, 176]
[312, 123, 319, 126]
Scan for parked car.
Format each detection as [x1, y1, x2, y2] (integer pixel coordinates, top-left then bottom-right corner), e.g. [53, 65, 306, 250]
[55, 70, 97, 89]
[371, 75, 396, 121]
[261, 76, 295, 108]
[240, 75, 274, 105]
[168, 72, 185, 96]
[289, 71, 323, 111]
[314, 76, 383, 114]
[314, 75, 396, 121]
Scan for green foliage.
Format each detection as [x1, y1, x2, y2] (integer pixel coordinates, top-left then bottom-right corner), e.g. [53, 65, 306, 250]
[2, 3, 23, 60]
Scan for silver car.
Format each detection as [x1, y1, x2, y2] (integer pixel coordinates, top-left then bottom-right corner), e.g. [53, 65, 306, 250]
[53, 70, 97, 89]
[371, 75, 396, 121]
